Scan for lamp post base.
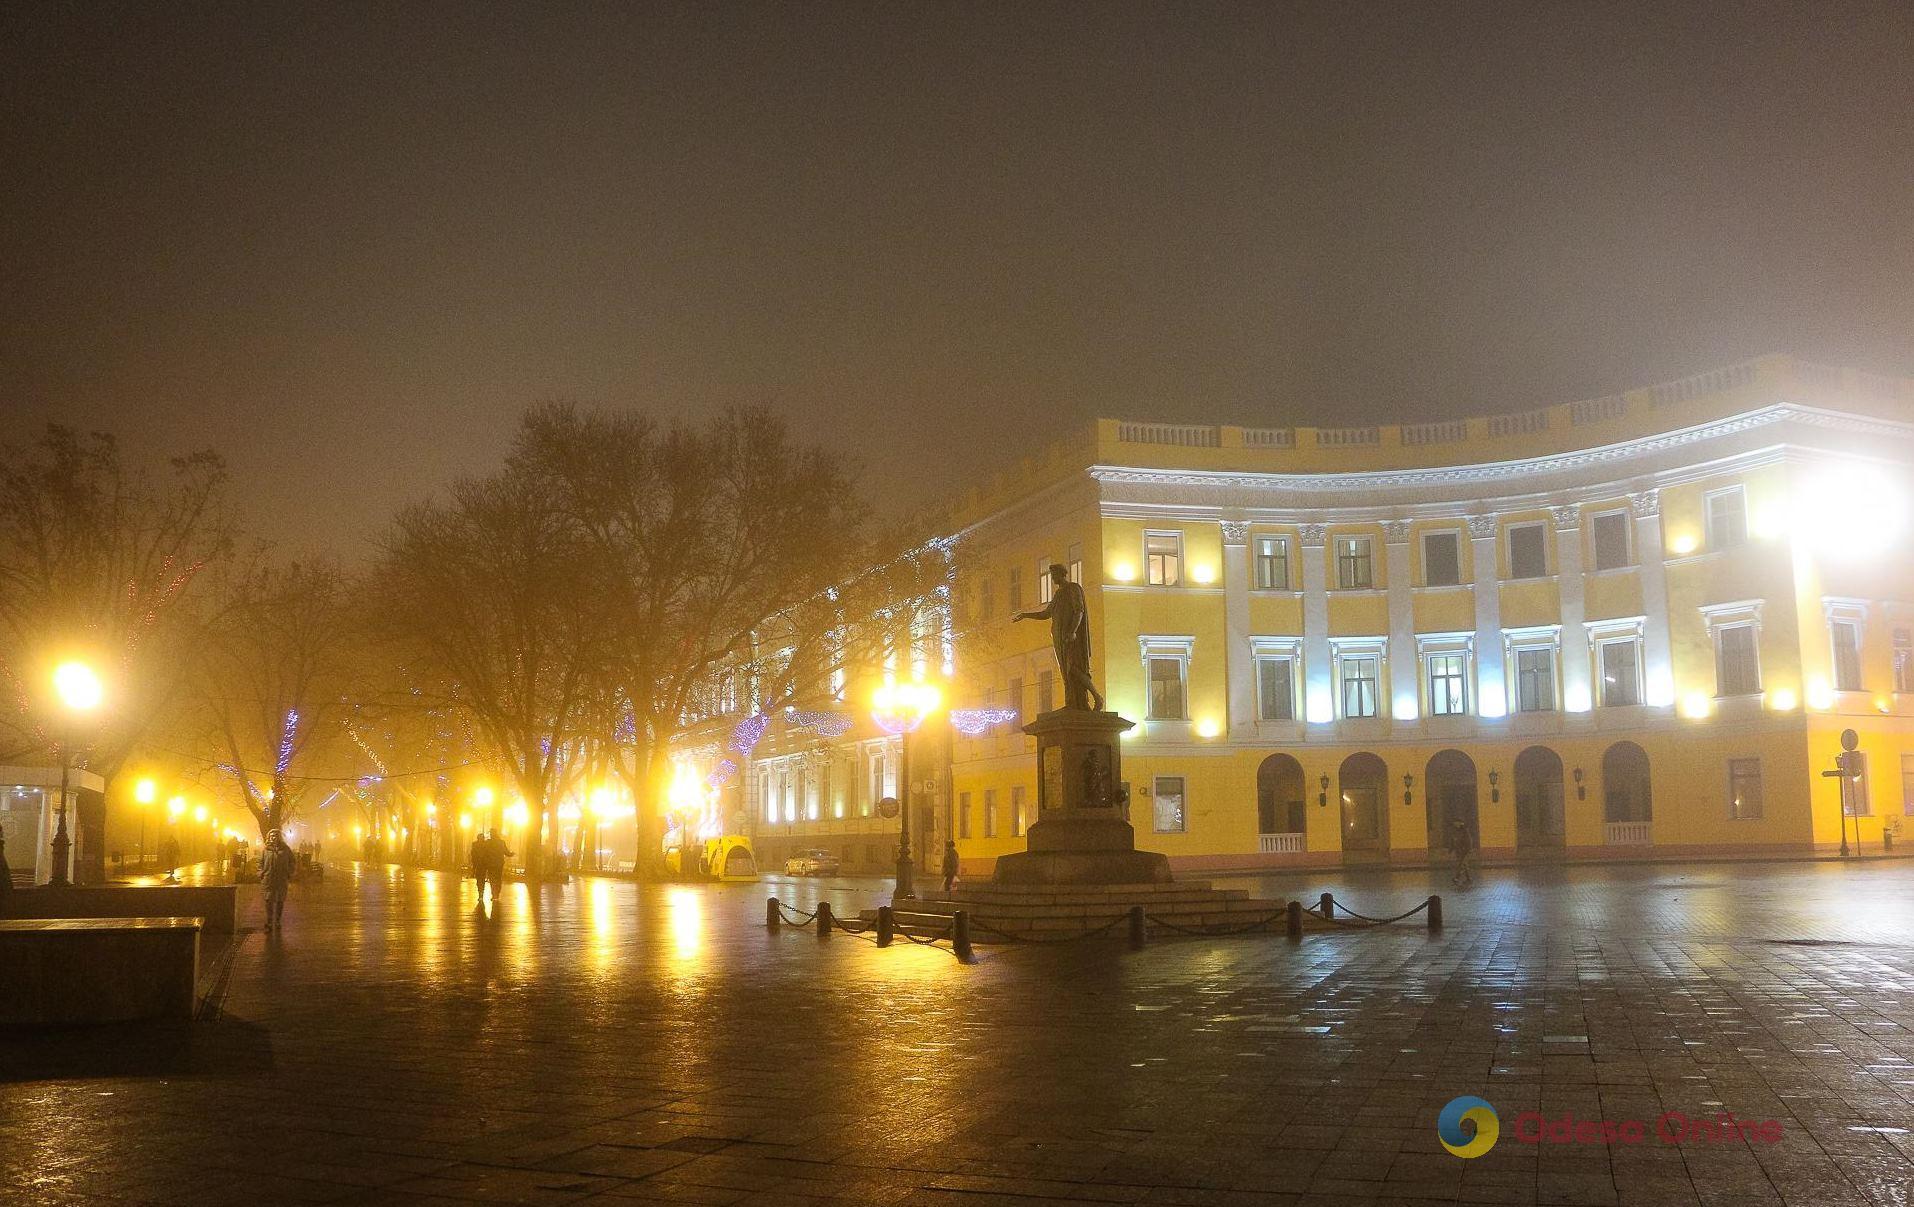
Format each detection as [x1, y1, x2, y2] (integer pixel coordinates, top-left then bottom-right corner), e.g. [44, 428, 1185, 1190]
[894, 854, 915, 900]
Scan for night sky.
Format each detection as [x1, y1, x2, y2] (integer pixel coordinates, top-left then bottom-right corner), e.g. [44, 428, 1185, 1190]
[5, 1, 1911, 555]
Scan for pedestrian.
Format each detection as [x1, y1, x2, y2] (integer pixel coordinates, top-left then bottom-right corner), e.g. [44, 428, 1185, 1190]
[481, 829, 512, 903]
[226, 834, 241, 879]
[259, 829, 295, 931]
[160, 833, 182, 884]
[1448, 819, 1475, 887]
[469, 831, 490, 904]
[941, 840, 960, 894]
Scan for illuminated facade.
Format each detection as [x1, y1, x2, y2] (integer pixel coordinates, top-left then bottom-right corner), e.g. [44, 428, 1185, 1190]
[945, 356, 1914, 870]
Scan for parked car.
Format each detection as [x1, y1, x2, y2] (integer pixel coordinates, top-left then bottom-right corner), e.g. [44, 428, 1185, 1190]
[783, 848, 841, 876]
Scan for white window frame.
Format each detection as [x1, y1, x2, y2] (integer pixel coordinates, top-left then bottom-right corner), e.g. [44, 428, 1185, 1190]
[1139, 635, 1195, 723]
[1330, 637, 1386, 720]
[1250, 636, 1301, 722]
[1700, 600, 1764, 698]
[1504, 626, 1561, 713]
[1144, 531, 1183, 587]
[982, 788, 997, 838]
[1824, 599, 1869, 694]
[1704, 485, 1748, 551]
[1334, 535, 1374, 590]
[1253, 535, 1290, 591]
[1038, 560, 1055, 604]
[1590, 508, 1632, 572]
[1894, 624, 1913, 694]
[1727, 758, 1763, 820]
[1010, 786, 1027, 837]
[1421, 529, 1463, 588]
[1505, 521, 1549, 580]
[1586, 617, 1647, 709]
[1152, 775, 1187, 834]
[1416, 631, 1474, 718]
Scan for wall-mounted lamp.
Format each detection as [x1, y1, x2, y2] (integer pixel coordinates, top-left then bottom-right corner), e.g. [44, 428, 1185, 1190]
[1318, 773, 1330, 809]
[1402, 773, 1415, 808]
[1572, 767, 1586, 801]
[1488, 769, 1501, 805]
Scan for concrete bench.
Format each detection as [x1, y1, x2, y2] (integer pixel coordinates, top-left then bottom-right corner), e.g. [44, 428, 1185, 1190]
[0, 917, 201, 1025]
[0, 884, 238, 935]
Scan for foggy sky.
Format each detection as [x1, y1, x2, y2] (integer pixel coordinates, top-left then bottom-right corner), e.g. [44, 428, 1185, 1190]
[5, 1, 1912, 556]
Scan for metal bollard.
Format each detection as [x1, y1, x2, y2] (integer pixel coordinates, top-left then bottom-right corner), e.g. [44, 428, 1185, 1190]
[1129, 904, 1146, 948]
[1286, 899, 1303, 941]
[1319, 891, 1334, 920]
[952, 910, 974, 962]
[766, 896, 781, 929]
[816, 900, 833, 938]
[1427, 894, 1443, 932]
[877, 905, 894, 947]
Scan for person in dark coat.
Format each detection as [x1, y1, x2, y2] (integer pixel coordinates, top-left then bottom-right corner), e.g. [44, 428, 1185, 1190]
[1447, 819, 1476, 887]
[941, 841, 961, 893]
[259, 829, 296, 931]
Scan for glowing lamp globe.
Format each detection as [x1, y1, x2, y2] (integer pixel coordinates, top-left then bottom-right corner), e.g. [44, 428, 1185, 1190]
[52, 661, 104, 712]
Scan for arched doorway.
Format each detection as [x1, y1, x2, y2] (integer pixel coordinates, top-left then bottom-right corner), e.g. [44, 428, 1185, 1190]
[1339, 753, 1388, 861]
[1425, 750, 1479, 852]
[1603, 741, 1653, 844]
[1256, 754, 1306, 836]
[1514, 746, 1566, 853]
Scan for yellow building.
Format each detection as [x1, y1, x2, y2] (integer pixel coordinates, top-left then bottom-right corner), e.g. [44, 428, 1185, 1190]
[943, 355, 1914, 871]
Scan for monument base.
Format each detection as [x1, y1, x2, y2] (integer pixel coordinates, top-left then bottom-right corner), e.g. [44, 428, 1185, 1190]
[991, 706, 1172, 886]
[991, 846, 1172, 886]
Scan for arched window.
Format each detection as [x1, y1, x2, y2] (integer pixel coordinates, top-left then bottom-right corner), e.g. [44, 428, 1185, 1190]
[1514, 746, 1565, 850]
[1257, 754, 1306, 834]
[1424, 749, 1478, 851]
[1338, 752, 1389, 854]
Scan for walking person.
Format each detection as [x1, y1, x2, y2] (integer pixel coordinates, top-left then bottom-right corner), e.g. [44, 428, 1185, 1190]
[259, 829, 295, 932]
[941, 841, 960, 894]
[1447, 819, 1475, 888]
[469, 830, 489, 905]
[481, 829, 512, 904]
[160, 832, 182, 884]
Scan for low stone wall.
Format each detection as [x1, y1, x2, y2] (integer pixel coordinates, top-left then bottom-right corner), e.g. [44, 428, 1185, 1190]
[0, 918, 200, 1025]
[0, 884, 238, 935]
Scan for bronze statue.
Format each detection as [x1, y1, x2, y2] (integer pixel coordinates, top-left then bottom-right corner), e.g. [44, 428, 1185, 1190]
[1015, 564, 1105, 711]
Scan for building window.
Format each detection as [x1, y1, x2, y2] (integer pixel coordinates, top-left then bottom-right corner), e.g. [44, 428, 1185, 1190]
[982, 789, 997, 837]
[1253, 536, 1289, 590]
[1067, 543, 1083, 584]
[1038, 561, 1054, 604]
[1592, 510, 1630, 571]
[1146, 656, 1187, 720]
[1335, 536, 1373, 590]
[1340, 653, 1380, 719]
[1423, 532, 1461, 587]
[957, 791, 971, 839]
[1152, 776, 1187, 833]
[1256, 655, 1295, 721]
[1843, 753, 1871, 817]
[1007, 676, 1023, 723]
[761, 773, 775, 824]
[1831, 620, 1864, 692]
[1598, 638, 1642, 707]
[1715, 625, 1761, 696]
[1007, 566, 1023, 610]
[1010, 787, 1026, 837]
[1902, 753, 1914, 816]
[1515, 647, 1556, 712]
[1508, 523, 1547, 579]
[1145, 532, 1182, 586]
[1896, 628, 1913, 693]
[1427, 652, 1468, 716]
[1728, 758, 1763, 820]
[1706, 487, 1748, 551]
[980, 577, 995, 623]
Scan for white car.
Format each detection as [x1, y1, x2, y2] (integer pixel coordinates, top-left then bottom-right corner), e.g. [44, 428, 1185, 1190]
[783, 849, 841, 876]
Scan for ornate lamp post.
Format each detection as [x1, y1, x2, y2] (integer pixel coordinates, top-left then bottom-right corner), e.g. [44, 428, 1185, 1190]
[48, 660, 104, 887]
[871, 678, 942, 901]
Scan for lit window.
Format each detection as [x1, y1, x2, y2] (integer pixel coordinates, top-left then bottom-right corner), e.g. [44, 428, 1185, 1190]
[1599, 639, 1642, 707]
[1728, 758, 1763, 820]
[1336, 537, 1373, 590]
[1831, 620, 1864, 693]
[1067, 543, 1083, 584]
[1715, 625, 1761, 696]
[1706, 488, 1747, 550]
[1152, 776, 1187, 833]
[1146, 656, 1186, 720]
[1423, 532, 1461, 587]
[1145, 532, 1182, 586]
[1254, 536, 1289, 590]
[982, 789, 997, 837]
[1340, 654, 1380, 719]
[1256, 656, 1295, 721]
[957, 791, 971, 839]
[1010, 786, 1026, 837]
[1592, 511, 1630, 571]
[1895, 628, 1913, 694]
[1508, 523, 1547, 579]
[1516, 647, 1556, 712]
[1427, 653, 1467, 716]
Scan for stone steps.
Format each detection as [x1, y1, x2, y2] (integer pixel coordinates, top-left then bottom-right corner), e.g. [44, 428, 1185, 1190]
[861, 881, 1305, 941]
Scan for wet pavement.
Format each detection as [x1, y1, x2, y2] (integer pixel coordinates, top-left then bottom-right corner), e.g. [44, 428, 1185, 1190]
[3, 860, 1913, 1206]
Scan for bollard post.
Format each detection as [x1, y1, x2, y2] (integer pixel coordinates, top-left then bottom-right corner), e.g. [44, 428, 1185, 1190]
[877, 904, 894, 947]
[766, 896, 781, 929]
[1427, 894, 1443, 932]
[1286, 899, 1303, 941]
[1319, 891, 1334, 920]
[816, 900, 833, 938]
[1129, 904, 1146, 948]
[953, 910, 974, 962]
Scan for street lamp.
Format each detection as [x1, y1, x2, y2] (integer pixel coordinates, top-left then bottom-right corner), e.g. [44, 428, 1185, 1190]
[48, 660, 104, 887]
[871, 678, 943, 900]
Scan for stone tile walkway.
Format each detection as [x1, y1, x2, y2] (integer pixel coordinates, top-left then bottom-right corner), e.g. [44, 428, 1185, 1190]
[3, 860, 1912, 1206]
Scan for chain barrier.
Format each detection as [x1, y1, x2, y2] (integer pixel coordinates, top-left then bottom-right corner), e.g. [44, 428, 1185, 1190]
[1303, 898, 1433, 926]
[772, 902, 820, 926]
[967, 913, 1131, 944]
[1149, 909, 1291, 937]
[899, 927, 952, 946]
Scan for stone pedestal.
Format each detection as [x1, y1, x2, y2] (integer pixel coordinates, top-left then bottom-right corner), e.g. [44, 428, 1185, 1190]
[992, 708, 1172, 885]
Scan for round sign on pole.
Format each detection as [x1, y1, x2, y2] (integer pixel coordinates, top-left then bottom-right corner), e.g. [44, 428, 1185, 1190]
[877, 796, 900, 819]
[1840, 728, 1860, 752]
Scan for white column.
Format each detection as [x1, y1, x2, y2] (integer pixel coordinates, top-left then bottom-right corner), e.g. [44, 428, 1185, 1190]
[1300, 524, 1333, 724]
[1553, 505, 1590, 713]
[1221, 521, 1254, 737]
[1468, 514, 1506, 717]
[1383, 521, 1418, 723]
[1632, 490, 1675, 707]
